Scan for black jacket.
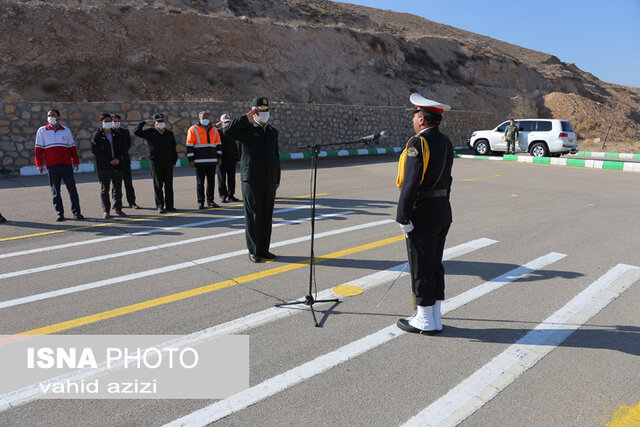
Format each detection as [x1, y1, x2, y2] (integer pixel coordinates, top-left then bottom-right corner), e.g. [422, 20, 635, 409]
[218, 127, 240, 163]
[223, 115, 280, 186]
[396, 126, 454, 224]
[134, 122, 178, 164]
[115, 127, 132, 163]
[91, 129, 125, 171]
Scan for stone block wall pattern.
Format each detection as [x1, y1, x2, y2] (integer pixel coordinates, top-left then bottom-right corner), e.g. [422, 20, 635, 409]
[0, 101, 495, 171]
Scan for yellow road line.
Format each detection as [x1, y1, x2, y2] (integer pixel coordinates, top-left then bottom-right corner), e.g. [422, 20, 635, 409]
[0, 193, 324, 243]
[607, 399, 640, 427]
[462, 174, 502, 182]
[17, 234, 403, 336]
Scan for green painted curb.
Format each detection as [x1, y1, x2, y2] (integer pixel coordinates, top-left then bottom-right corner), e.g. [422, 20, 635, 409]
[140, 159, 150, 169]
[179, 158, 190, 167]
[503, 155, 518, 161]
[603, 161, 624, 171]
[634, 154, 640, 160]
[533, 157, 551, 164]
[604, 152, 618, 158]
[567, 158, 585, 167]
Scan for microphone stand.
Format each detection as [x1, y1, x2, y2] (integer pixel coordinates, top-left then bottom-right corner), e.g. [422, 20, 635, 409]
[275, 135, 382, 327]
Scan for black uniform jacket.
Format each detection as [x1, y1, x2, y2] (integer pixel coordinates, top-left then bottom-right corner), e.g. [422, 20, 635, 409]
[134, 122, 178, 165]
[91, 129, 126, 171]
[115, 127, 132, 163]
[223, 115, 280, 187]
[396, 126, 454, 224]
[218, 128, 240, 163]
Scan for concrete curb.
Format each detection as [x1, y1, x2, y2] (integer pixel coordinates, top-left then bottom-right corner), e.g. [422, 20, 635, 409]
[456, 153, 640, 172]
[574, 150, 640, 160]
[17, 147, 404, 176]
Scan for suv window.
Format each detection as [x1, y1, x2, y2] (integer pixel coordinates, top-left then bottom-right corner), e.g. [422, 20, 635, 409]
[518, 121, 536, 132]
[496, 122, 509, 132]
[536, 121, 552, 131]
[561, 121, 573, 132]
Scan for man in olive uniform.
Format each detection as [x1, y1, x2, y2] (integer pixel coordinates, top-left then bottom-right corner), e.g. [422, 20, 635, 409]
[223, 97, 281, 263]
[134, 113, 178, 214]
[396, 93, 454, 335]
[504, 119, 519, 155]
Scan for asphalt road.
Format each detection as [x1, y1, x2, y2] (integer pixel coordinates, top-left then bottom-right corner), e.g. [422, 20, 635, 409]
[0, 154, 638, 426]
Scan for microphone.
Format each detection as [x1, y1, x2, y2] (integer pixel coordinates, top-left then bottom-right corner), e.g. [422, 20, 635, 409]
[358, 130, 388, 144]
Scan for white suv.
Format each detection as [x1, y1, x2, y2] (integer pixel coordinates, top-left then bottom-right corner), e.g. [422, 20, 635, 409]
[468, 119, 578, 157]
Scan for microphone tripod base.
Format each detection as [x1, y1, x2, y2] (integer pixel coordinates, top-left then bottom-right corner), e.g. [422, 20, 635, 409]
[276, 295, 340, 327]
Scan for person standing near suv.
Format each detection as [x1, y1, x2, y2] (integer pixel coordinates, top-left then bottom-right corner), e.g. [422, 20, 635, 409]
[134, 113, 178, 214]
[504, 119, 519, 155]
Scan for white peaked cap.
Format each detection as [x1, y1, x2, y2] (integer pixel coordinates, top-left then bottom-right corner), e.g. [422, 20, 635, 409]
[409, 93, 451, 113]
[220, 114, 231, 122]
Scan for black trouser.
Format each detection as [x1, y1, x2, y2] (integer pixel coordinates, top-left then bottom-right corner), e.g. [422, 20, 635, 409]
[195, 163, 216, 204]
[47, 164, 81, 216]
[217, 161, 237, 198]
[241, 181, 276, 256]
[97, 168, 123, 213]
[149, 160, 174, 209]
[406, 198, 452, 307]
[120, 161, 136, 206]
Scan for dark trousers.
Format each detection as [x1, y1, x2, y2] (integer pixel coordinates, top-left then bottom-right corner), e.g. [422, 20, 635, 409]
[217, 161, 237, 198]
[98, 168, 123, 213]
[195, 163, 216, 204]
[507, 140, 516, 154]
[406, 199, 452, 307]
[121, 162, 136, 205]
[241, 181, 276, 256]
[48, 164, 81, 215]
[150, 161, 174, 209]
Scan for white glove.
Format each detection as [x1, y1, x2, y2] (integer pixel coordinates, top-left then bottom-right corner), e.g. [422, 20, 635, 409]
[398, 221, 414, 237]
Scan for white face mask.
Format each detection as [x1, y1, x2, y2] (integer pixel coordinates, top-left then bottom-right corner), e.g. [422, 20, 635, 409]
[47, 116, 57, 126]
[112, 121, 121, 129]
[156, 122, 166, 130]
[102, 121, 113, 130]
[200, 119, 210, 126]
[257, 111, 270, 124]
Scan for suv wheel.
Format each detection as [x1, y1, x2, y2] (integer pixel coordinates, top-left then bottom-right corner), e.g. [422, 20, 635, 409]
[474, 140, 490, 155]
[530, 142, 549, 157]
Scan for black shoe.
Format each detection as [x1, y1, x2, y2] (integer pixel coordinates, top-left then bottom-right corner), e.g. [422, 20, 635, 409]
[158, 208, 166, 214]
[248, 254, 261, 263]
[208, 201, 219, 208]
[0, 214, 7, 223]
[260, 252, 276, 260]
[74, 213, 84, 220]
[396, 319, 438, 335]
[129, 203, 140, 209]
[229, 195, 240, 202]
[198, 203, 205, 210]
[56, 214, 65, 222]
[166, 207, 177, 212]
[222, 196, 230, 203]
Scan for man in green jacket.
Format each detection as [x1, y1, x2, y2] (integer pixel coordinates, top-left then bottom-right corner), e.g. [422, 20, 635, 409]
[504, 119, 519, 155]
[223, 97, 281, 263]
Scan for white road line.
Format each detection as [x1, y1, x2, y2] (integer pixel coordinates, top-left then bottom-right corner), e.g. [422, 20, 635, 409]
[0, 237, 496, 412]
[403, 263, 640, 427]
[163, 252, 565, 427]
[0, 218, 393, 310]
[0, 210, 355, 280]
[0, 206, 309, 260]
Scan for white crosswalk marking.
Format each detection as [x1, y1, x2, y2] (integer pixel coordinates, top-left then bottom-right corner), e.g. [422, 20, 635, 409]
[0, 211, 355, 280]
[163, 252, 565, 427]
[403, 264, 640, 427]
[0, 218, 393, 310]
[0, 238, 496, 412]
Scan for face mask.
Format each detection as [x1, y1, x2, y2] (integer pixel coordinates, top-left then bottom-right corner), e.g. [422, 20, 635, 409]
[257, 111, 270, 124]
[112, 121, 121, 129]
[102, 122, 113, 130]
[200, 119, 210, 126]
[47, 116, 57, 126]
[157, 122, 166, 130]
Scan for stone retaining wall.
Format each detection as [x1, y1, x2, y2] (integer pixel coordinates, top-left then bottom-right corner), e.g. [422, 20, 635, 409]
[0, 101, 495, 170]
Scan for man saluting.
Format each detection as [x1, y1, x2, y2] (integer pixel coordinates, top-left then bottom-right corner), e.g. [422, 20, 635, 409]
[396, 94, 454, 335]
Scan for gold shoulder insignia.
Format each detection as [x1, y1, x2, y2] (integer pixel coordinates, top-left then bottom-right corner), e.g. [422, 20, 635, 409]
[407, 147, 419, 157]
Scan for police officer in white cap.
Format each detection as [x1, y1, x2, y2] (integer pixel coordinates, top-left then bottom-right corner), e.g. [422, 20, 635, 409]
[396, 93, 454, 335]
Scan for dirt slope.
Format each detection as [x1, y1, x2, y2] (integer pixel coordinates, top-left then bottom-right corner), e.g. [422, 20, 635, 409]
[1, 0, 638, 148]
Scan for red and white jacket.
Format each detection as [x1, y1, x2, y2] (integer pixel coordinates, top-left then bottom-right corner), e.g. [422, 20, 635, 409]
[35, 124, 79, 167]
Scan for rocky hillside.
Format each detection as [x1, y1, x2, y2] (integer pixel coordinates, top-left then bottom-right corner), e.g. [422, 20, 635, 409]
[1, 0, 638, 148]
